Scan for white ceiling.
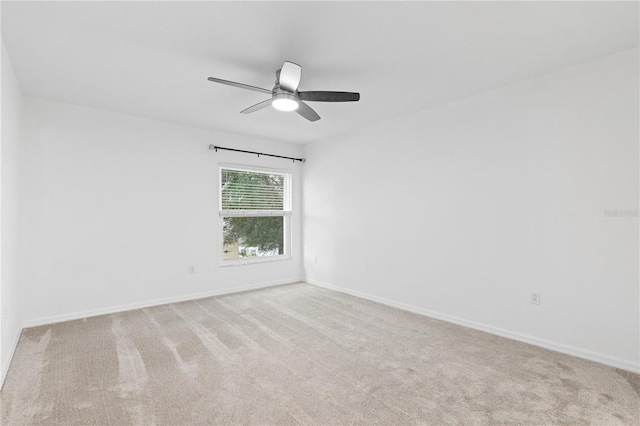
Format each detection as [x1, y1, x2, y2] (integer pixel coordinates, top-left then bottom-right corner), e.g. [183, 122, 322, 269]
[2, 1, 638, 144]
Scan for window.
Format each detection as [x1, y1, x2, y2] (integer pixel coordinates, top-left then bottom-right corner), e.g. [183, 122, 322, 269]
[219, 164, 292, 264]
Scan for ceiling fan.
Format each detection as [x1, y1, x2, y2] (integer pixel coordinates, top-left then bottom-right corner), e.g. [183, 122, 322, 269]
[207, 61, 360, 122]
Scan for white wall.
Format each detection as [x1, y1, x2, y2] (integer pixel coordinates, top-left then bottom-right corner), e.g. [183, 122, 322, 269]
[1, 41, 23, 385]
[19, 98, 304, 325]
[303, 48, 639, 371]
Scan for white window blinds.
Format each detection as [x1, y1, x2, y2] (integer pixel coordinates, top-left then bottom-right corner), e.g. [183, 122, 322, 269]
[220, 166, 292, 217]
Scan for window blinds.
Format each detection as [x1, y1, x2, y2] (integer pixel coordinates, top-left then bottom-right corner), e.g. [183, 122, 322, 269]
[220, 167, 292, 217]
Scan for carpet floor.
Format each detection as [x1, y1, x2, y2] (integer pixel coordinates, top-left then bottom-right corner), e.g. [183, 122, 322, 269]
[1, 283, 638, 425]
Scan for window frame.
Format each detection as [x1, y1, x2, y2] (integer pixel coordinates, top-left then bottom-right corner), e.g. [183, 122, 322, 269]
[218, 163, 292, 266]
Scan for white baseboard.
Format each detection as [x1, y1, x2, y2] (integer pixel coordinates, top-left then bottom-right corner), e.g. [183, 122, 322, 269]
[1, 325, 23, 390]
[22, 278, 304, 330]
[306, 279, 640, 374]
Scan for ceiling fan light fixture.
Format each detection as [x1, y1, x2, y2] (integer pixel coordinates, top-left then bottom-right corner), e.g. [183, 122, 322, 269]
[272, 94, 299, 112]
[207, 61, 359, 121]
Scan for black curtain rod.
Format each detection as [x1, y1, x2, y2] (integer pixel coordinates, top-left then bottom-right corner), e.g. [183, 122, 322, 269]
[209, 145, 305, 163]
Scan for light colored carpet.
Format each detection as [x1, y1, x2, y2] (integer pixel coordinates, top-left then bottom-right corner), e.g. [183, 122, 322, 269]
[1, 283, 638, 425]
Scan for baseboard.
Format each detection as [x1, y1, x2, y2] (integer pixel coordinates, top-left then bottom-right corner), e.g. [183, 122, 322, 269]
[306, 279, 640, 374]
[1, 325, 23, 390]
[22, 278, 304, 330]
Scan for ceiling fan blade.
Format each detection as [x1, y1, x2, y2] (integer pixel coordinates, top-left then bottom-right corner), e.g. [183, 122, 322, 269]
[279, 61, 302, 92]
[296, 101, 320, 122]
[298, 91, 360, 102]
[240, 98, 273, 114]
[207, 77, 272, 95]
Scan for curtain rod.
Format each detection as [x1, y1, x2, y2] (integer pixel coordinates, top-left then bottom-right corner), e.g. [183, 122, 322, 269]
[209, 145, 305, 163]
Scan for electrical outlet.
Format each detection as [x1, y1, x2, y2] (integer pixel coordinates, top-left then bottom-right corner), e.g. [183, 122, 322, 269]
[188, 265, 195, 274]
[530, 292, 540, 305]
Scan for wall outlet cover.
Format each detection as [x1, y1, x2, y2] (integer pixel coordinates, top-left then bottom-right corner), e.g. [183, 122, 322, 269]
[530, 292, 540, 305]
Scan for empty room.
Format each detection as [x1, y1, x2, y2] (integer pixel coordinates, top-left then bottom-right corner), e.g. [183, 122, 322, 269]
[1, 1, 638, 425]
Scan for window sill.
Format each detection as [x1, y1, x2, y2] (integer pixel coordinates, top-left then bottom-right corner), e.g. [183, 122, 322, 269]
[219, 255, 291, 267]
